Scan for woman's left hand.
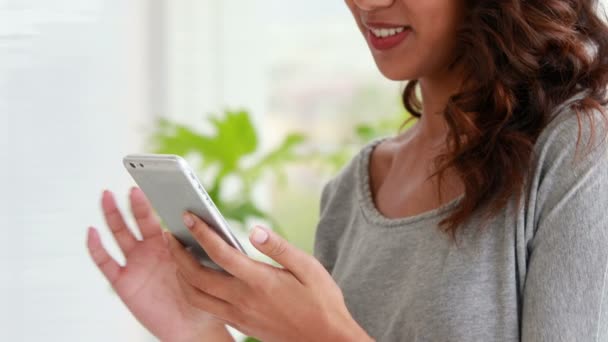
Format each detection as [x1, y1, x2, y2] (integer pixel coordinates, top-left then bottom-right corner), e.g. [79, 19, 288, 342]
[164, 212, 373, 342]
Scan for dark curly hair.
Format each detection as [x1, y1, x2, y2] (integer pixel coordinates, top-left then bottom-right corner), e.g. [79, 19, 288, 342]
[401, 0, 608, 236]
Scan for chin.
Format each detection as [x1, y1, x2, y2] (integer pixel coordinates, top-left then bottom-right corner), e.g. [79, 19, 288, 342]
[374, 61, 416, 81]
[380, 70, 412, 81]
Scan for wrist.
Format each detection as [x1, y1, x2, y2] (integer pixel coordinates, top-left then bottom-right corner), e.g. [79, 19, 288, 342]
[340, 324, 374, 342]
[327, 316, 374, 342]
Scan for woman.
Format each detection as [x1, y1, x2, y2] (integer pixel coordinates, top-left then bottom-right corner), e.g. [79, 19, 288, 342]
[87, 0, 608, 341]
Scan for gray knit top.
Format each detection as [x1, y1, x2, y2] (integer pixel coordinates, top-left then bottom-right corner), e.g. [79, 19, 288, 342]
[313, 94, 608, 341]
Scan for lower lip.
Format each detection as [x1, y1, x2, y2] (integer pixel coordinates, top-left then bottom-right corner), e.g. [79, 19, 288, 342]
[368, 28, 411, 51]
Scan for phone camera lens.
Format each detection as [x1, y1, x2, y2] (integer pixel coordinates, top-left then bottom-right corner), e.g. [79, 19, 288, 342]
[129, 163, 136, 168]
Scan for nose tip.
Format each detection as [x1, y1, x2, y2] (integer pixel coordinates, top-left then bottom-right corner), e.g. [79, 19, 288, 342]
[353, 0, 394, 11]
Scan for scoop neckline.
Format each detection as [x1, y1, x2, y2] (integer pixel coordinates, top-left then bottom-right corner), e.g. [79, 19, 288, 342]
[356, 137, 465, 228]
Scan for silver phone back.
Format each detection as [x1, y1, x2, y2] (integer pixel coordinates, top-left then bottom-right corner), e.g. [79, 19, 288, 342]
[123, 154, 247, 269]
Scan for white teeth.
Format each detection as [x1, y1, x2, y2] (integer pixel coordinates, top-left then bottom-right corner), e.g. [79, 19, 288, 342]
[370, 26, 407, 38]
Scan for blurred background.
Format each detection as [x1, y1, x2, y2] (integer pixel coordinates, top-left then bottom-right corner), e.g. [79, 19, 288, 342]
[0, 0, 406, 340]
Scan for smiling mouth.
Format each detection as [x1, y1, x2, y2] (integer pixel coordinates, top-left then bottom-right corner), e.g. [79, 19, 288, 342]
[366, 26, 412, 51]
[368, 26, 409, 38]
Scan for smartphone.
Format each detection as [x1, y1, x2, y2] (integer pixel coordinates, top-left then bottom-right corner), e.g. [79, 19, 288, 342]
[123, 154, 247, 270]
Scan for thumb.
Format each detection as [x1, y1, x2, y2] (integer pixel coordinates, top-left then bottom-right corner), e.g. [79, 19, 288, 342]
[249, 226, 318, 283]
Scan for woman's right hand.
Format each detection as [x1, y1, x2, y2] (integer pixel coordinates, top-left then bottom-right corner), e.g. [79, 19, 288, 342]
[86, 188, 233, 342]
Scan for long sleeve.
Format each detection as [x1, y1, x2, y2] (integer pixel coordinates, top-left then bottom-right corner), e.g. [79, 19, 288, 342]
[522, 111, 608, 341]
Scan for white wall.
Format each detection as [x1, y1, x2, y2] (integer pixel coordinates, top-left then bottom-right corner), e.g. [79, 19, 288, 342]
[0, 0, 154, 340]
[164, 0, 267, 133]
[0, 1, 264, 339]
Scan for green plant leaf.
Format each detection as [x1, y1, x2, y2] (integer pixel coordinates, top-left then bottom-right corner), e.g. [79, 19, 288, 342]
[151, 111, 258, 179]
[243, 337, 261, 342]
[240, 133, 307, 188]
[356, 124, 376, 141]
[220, 201, 268, 225]
[208, 110, 258, 172]
[151, 118, 214, 159]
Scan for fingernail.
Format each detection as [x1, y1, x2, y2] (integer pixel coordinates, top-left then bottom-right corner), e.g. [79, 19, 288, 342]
[251, 226, 269, 244]
[183, 213, 194, 228]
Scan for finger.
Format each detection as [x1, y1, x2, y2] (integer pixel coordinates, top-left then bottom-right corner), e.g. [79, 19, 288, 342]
[249, 225, 326, 285]
[182, 212, 261, 282]
[101, 190, 138, 255]
[87, 226, 122, 285]
[175, 271, 241, 327]
[164, 231, 243, 303]
[129, 187, 162, 239]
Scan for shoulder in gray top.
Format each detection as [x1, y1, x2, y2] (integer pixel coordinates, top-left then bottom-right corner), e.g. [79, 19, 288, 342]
[313, 94, 608, 342]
